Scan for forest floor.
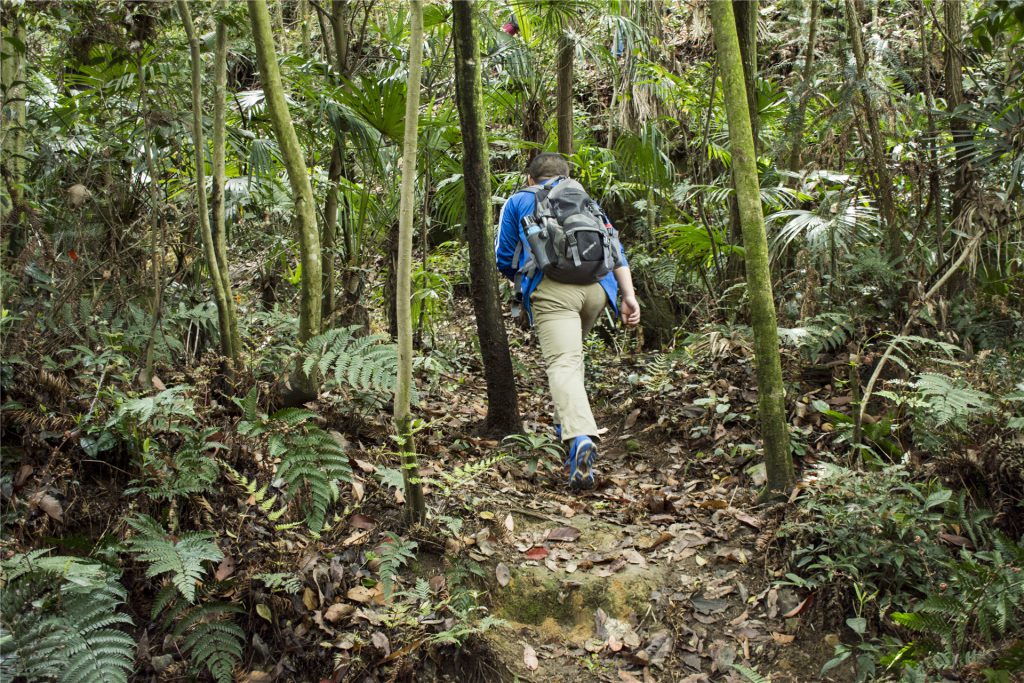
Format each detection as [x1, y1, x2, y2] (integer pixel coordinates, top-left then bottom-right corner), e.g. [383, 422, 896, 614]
[415, 318, 848, 683]
[5, 302, 861, 682]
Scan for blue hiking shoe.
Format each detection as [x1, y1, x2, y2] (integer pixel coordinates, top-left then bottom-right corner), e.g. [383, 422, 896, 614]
[565, 435, 597, 490]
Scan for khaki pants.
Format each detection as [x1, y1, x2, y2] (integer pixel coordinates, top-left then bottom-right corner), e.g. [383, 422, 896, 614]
[532, 278, 607, 441]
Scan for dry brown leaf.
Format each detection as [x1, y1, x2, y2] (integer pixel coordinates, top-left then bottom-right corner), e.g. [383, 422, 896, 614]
[303, 587, 317, 611]
[342, 529, 371, 546]
[523, 644, 539, 671]
[771, 632, 795, 644]
[503, 513, 515, 533]
[525, 546, 548, 560]
[346, 586, 379, 604]
[353, 458, 376, 473]
[546, 526, 581, 542]
[351, 479, 365, 502]
[324, 602, 355, 623]
[29, 492, 63, 522]
[624, 408, 641, 429]
[14, 464, 33, 488]
[349, 514, 377, 530]
[214, 556, 235, 582]
[496, 562, 511, 587]
[782, 593, 814, 618]
[371, 631, 391, 656]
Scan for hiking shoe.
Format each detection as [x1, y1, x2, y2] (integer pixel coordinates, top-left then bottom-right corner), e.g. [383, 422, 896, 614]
[566, 435, 597, 490]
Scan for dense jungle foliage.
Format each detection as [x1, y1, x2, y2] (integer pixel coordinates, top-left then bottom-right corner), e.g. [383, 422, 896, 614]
[1, 1, 1022, 681]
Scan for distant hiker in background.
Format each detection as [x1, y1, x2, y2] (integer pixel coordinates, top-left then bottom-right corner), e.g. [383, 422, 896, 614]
[495, 153, 641, 490]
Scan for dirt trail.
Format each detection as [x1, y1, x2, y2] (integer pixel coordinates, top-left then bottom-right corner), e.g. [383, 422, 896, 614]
[446, 414, 832, 682]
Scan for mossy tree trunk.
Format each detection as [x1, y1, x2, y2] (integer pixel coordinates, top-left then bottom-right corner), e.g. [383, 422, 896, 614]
[733, 0, 759, 150]
[452, 0, 521, 435]
[249, 0, 323, 401]
[395, 0, 426, 524]
[725, 1, 759, 282]
[176, 0, 240, 369]
[710, 0, 794, 499]
[2, 2, 27, 260]
[556, 33, 573, 156]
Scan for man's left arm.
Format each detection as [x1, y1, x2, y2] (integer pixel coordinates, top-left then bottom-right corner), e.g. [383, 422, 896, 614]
[601, 209, 639, 326]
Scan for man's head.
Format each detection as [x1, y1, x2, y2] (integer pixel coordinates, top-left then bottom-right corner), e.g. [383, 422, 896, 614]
[526, 152, 570, 185]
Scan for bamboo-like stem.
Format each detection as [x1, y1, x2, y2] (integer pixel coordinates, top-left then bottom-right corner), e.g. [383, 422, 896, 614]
[395, 0, 426, 524]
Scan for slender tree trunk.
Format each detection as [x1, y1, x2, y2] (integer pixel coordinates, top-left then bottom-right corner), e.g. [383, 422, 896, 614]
[249, 0, 323, 400]
[556, 33, 574, 156]
[176, 0, 238, 368]
[139, 58, 166, 386]
[844, 0, 899, 258]
[452, 0, 521, 435]
[332, 0, 349, 75]
[710, 0, 794, 499]
[322, 144, 341, 320]
[944, 0, 971, 233]
[299, 0, 311, 55]
[785, 0, 818, 173]
[395, 0, 426, 524]
[920, 0, 942, 255]
[212, 19, 242, 363]
[1, 3, 27, 259]
[733, 0, 759, 150]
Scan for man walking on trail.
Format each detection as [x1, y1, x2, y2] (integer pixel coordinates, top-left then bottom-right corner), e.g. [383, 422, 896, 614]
[495, 153, 641, 489]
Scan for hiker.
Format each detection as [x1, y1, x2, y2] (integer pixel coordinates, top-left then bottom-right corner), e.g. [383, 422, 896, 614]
[495, 152, 641, 489]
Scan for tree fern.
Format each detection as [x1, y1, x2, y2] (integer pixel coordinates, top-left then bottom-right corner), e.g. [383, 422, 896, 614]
[0, 552, 134, 683]
[127, 514, 222, 603]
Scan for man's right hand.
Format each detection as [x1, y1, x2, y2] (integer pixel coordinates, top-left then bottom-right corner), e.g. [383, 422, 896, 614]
[620, 294, 641, 327]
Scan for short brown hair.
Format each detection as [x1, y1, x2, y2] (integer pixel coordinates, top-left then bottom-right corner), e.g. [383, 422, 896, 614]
[526, 152, 570, 181]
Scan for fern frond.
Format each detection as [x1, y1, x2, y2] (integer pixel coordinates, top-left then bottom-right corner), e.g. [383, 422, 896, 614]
[0, 552, 134, 683]
[127, 515, 222, 603]
[373, 533, 418, 598]
[301, 326, 401, 402]
[172, 602, 244, 683]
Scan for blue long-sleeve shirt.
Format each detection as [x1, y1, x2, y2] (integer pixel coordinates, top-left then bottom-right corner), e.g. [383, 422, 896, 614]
[495, 181, 627, 323]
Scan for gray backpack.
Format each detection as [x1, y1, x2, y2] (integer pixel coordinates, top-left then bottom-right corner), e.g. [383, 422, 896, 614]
[522, 178, 618, 285]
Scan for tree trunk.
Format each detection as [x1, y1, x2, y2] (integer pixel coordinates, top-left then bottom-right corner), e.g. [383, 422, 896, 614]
[920, 0, 942, 255]
[844, 0, 899, 258]
[785, 0, 818, 173]
[710, 0, 794, 499]
[944, 0, 971, 233]
[332, 0, 349, 76]
[249, 0, 323, 401]
[733, 0, 759, 150]
[1, 3, 27, 260]
[452, 0, 521, 435]
[139, 57, 166, 386]
[395, 0, 426, 524]
[176, 0, 238, 368]
[556, 33, 574, 156]
[212, 19, 242, 363]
